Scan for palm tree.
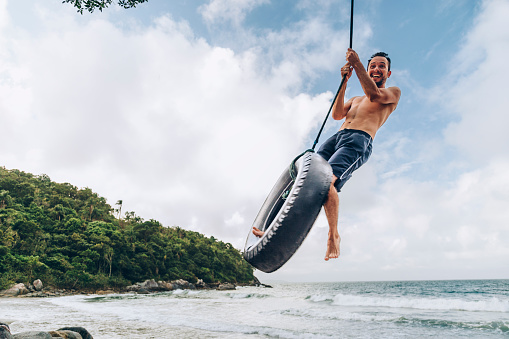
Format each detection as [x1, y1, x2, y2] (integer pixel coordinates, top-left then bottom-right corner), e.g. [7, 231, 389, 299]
[115, 200, 123, 220]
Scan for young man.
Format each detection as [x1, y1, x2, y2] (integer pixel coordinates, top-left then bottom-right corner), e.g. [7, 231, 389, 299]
[253, 48, 401, 261]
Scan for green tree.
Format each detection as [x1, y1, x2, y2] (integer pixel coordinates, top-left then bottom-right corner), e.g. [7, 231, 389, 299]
[63, 0, 149, 14]
[115, 200, 122, 221]
[0, 166, 254, 289]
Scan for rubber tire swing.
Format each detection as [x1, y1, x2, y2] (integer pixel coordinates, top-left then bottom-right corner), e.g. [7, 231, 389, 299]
[243, 152, 332, 273]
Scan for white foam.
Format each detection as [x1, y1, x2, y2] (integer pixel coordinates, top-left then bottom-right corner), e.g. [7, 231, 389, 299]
[306, 294, 334, 303]
[329, 293, 509, 313]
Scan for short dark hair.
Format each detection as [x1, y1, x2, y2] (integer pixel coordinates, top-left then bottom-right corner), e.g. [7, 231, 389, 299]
[367, 52, 391, 71]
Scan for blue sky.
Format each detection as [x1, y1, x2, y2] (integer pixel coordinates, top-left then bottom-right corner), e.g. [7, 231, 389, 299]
[1, 0, 508, 282]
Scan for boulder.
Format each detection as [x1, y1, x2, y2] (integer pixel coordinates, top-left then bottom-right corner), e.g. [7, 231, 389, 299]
[171, 279, 189, 290]
[48, 330, 82, 338]
[139, 279, 159, 291]
[33, 280, 43, 292]
[157, 281, 173, 291]
[95, 290, 114, 295]
[0, 322, 13, 339]
[125, 284, 140, 292]
[216, 283, 236, 291]
[252, 276, 261, 286]
[12, 331, 52, 339]
[95, 290, 115, 295]
[195, 279, 208, 289]
[29, 292, 47, 298]
[57, 328, 92, 339]
[1, 284, 28, 297]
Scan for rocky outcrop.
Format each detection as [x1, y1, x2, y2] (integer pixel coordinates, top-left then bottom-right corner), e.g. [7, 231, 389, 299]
[126, 279, 173, 293]
[11, 331, 52, 339]
[0, 324, 92, 339]
[140, 279, 159, 291]
[48, 330, 82, 339]
[1, 275, 265, 298]
[157, 281, 173, 291]
[0, 284, 28, 297]
[216, 283, 236, 290]
[95, 290, 115, 295]
[0, 322, 13, 339]
[195, 279, 207, 289]
[33, 280, 43, 292]
[57, 327, 93, 339]
[171, 279, 190, 290]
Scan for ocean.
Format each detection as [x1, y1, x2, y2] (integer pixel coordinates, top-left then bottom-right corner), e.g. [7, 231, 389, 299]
[1, 279, 508, 338]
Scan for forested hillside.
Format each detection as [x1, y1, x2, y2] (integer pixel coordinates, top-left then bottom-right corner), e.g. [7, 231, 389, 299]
[0, 167, 253, 290]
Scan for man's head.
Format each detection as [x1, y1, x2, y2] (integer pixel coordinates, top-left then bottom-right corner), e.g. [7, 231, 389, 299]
[367, 52, 391, 87]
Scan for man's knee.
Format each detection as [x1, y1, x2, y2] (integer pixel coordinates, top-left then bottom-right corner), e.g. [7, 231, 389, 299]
[330, 175, 339, 192]
[325, 175, 339, 204]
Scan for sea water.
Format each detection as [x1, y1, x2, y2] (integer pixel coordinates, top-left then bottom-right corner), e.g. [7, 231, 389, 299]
[1, 280, 508, 338]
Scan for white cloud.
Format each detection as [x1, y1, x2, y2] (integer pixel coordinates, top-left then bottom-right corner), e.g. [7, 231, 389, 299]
[442, 0, 509, 163]
[0, 6, 337, 250]
[0, 0, 8, 30]
[199, 0, 269, 26]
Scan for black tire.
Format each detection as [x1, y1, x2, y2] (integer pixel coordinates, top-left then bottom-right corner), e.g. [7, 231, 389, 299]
[243, 151, 332, 273]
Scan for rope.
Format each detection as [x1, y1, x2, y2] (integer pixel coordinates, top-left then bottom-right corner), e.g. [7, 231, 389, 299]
[283, 0, 354, 199]
[311, 0, 354, 151]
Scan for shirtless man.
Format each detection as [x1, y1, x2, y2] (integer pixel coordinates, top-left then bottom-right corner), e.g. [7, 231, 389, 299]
[253, 48, 401, 261]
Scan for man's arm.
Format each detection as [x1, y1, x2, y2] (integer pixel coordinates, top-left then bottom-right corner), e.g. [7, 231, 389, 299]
[331, 63, 354, 120]
[347, 48, 401, 104]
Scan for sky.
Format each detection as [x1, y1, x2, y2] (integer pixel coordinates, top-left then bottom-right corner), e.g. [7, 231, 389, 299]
[0, 0, 508, 283]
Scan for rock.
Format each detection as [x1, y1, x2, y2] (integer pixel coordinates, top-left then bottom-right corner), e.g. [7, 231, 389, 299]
[252, 276, 261, 286]
[195, 279, 208, 289]
[1, 284, 28, 297]
[0, 322, 13, 339]
[171, 279, 189, 290]
[125, 284, 140, 292]
[157, 281, 173, 291]
[48, 330, 82, 338]
[216, 283, 236, 291]
[137, 288, 150, 294]
[95, 290, 114, 295]
[33, 280, 43, 292]
[12, 331, 52, 339]
[30, 292, 48, 298]
[0, 324, 91, 339]
[139, 279, 159, 291]
[57, 328, 92, 339]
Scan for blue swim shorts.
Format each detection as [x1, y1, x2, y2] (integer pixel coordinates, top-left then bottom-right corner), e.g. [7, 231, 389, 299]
[317, 129, 373, 192]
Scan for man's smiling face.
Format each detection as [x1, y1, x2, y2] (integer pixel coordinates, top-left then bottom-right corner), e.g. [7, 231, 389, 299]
[368, 56, 391, 88]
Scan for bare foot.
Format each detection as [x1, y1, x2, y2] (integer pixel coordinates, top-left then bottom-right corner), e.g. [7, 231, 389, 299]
[252, 227, 265, 238]
[324, 232, 341, 261]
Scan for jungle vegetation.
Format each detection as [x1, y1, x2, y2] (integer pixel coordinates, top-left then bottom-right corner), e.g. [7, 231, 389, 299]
[62, 0, 149, 14]
[0, 167, 254, 290]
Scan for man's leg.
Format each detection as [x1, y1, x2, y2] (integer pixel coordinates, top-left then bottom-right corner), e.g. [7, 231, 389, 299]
[253, 175, 341, 259]
[323, 175, 340, 261]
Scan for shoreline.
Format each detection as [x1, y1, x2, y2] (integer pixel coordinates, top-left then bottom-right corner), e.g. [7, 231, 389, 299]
[0, 277, 271, 299]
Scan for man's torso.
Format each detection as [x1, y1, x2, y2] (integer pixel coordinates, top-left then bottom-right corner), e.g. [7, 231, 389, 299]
[339, 89, 399, 138]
